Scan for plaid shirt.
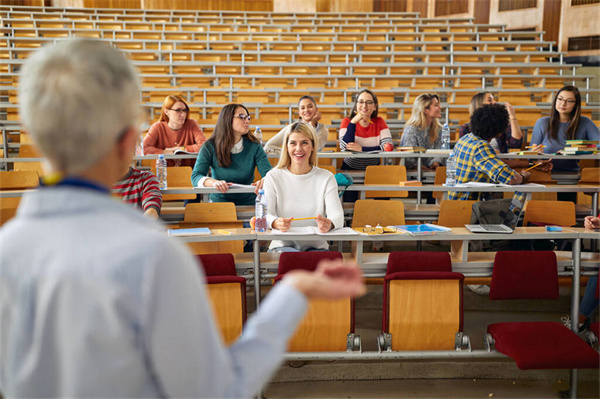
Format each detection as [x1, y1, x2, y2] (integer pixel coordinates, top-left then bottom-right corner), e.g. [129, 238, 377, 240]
[448, 133, 517, 201]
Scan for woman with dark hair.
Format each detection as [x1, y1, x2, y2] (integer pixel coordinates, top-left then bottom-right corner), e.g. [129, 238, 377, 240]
[264, 95, 329, 154]
[339, 89, 393, 170]
[531, 85, 599, 170]
[143, 94, 206, 166]
[191, 104, 271, 205]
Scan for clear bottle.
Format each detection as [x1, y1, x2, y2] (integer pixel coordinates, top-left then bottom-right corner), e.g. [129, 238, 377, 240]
[254, 126, 263, 145]
[445, 151, 456, 187]
[156, 154, 167, 190]
[441, 123, 451, 150]
[255, 188, 268, 232]
[135, 133, 144, 156]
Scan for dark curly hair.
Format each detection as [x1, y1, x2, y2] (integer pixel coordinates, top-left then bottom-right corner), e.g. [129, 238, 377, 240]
[470, 103, 509, 141]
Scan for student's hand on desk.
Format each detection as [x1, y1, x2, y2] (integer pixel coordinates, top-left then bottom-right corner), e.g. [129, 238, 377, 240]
[346, 142, 362, 152]
[538, 160, 553, 172]
[284, 259, 366, 300]
[252, 179, 264, 194]
[213, 180, 232, 193]
[316, 214, 333, 233]
[430, 162, 441, 170]
[529, 143, 545, 154]
[584, 216, 600, 229]
[519, 170, 531, 183]
[164, 146, 183, 154]
[273, 217, 292, 232]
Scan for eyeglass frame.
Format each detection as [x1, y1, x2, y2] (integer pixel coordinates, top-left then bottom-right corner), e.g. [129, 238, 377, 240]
[234, 114, 252, 122]
[167, 108, 188, 114]
[356, 100, 375, 106]
[556, 96, 577, 105]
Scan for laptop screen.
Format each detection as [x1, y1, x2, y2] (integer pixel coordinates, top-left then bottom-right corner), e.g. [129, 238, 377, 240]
[502, 192, 527, 229]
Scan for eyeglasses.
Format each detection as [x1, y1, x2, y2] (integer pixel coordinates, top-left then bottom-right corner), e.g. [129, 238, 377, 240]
[168, 108, 188, 114]
[556, 97, 576, 105]
[235, 114, 252, 122]
[357, 100, 375, 106]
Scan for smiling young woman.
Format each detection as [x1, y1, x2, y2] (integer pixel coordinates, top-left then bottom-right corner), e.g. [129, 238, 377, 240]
[262, 122, 344, 252]
[142, 95, 206, 167]
[530, 85, 599, 171]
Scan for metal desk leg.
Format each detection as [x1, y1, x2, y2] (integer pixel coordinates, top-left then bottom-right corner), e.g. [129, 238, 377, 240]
[592, 193, 598, 252]
[253, 239, 261, 307]
[416, 158, 422, 204]
[570, 238, 581, 333]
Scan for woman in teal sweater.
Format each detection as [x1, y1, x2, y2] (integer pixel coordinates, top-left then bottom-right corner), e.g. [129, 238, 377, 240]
[191, 104, 272, 205]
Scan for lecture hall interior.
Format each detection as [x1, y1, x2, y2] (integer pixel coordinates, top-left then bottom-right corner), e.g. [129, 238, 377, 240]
[0, 0, 599, 398]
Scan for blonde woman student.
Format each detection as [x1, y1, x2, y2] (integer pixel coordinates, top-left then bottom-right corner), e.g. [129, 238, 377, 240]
[263, 122, 344, 252]
[399, 93, 445, 170]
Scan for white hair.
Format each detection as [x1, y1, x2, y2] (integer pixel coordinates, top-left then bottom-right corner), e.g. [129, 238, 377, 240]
[18, 39, 141, 175]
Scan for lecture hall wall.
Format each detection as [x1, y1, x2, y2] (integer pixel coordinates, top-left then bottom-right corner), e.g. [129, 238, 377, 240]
[1, 0, 598, 57]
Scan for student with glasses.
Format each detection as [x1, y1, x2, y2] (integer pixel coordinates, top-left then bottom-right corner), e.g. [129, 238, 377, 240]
[530, 85, 599, 171]
[191, 103, 272, 205]
[400, 93, 446, 171]
[264, 95, 329, 155]
[143, 94, 206, 167]
[339, 88, 393, 170]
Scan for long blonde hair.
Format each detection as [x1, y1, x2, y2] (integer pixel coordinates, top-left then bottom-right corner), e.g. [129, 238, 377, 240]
[276, 122, 318, 169]
[405, 93, 442, 143]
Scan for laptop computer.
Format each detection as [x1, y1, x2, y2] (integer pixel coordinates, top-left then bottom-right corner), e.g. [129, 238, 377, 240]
[465, 194, 526, 234]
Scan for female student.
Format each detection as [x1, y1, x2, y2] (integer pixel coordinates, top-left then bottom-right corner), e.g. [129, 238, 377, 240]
[339, 89, 393, 170]
[143, 95, 206, 167]
[191, 103, 271, 205]
[263, 122, 344, 252]
[531, 85, 599, 170]
[399, 93, 445, 170]
[264, 95, 329, 154]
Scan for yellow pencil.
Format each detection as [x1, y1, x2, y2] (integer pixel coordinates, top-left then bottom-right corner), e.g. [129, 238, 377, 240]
[215, 229, 233, 235]
[526, 145, 545, 149]
[292, 217, 317, 221]
[524, 162, 543, 172]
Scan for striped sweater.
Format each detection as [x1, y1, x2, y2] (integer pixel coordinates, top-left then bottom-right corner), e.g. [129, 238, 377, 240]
[112, 167, 162, 214]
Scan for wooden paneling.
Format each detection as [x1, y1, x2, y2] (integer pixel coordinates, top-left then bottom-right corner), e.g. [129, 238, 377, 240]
[499, 0, 537, 11]
[141, 0, 272, 11]
[435, 0, 468, 16]
[317, 0, 372, 12]
[473, 0, 491, 25]
[542, 0, 561, 44]
[374, 0, 408, 12]
[408, 0, 429, 16]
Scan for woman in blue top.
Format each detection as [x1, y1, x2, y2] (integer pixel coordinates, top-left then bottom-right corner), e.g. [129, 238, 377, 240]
[191, 103, 272, 205]
[531, 85, 599, 171]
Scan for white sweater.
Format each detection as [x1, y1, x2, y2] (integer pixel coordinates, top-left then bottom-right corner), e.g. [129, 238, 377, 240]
[263, 166, 344, 251]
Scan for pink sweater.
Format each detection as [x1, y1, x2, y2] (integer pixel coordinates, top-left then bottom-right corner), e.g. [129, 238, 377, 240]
[143, 119, 206, 167]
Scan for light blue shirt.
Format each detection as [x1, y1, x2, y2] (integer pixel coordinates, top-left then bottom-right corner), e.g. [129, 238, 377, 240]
[0, 186, 307, 398]
[531, 116, 599, 170]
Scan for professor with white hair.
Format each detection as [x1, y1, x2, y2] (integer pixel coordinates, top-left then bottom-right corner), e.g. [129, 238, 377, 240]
[0, 39, 365, 398]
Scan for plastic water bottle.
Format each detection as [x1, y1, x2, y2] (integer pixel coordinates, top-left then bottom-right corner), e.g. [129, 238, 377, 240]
[254, 126, 263, 145]
[445, 151, 456, 187]
[156, 154, 167, 190]
[136, 133, 144, 156]
[255, 189, 268, 232]
[441, 123, 451, 150]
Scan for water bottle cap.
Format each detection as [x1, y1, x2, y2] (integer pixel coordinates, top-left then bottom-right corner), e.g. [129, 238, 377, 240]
[443, 123, 448, 128]
[258, 189, 265, 194]
[158, 154, 164, 159]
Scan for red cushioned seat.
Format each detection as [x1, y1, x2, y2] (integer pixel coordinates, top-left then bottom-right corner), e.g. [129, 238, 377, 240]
[488, 322, 600, 369]
[487, 251, 600, 373]
[196, 253, 237, 277]
[591, 322, 599, 337]
[387, 251, 452, 273]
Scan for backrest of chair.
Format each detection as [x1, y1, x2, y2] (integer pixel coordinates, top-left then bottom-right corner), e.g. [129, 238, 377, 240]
[386, 251, 452, 274]
[197, 253, 237, 277]
[490, 251, 559, 300]
[433, 166, 446, 202]
[0, 171, 39, 190]
[580, 167, 599, 184]
[385, 272, 464, 350]
[13, 161, 45, 177]
[184, 202, 239, 223]
[527, 169, 556, 183]
[196, 253, 246, 345]
[364, 165, 408, 198]
[351, 199, 405, 228]
[18, 144, 41, 158]
[276, 251, 352, 352]
[522, 200, 576, 227]
[437, 199, 475, 227]
[164, 166, 196, 201]
[277, 251, 343, 276]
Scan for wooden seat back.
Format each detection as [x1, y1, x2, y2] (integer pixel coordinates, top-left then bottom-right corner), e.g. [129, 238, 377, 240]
[433, 166, 446, 203]
[351, 199, 405, 228]
[437, 199, 475, 227]
[364, 165, 408, 198]
[182, 202, 243, 254]
[522, 200, 576, 227]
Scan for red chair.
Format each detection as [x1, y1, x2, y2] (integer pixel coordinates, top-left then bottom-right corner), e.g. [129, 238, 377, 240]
[485, 251, 599, 398]
[586, 275, 599, 346]
[276, 251, 359, 352]
[197, 254, 247, 345]
[379, 251, 468, 351]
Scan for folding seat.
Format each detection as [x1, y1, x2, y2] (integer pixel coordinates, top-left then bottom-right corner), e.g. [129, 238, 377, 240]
[275, 251, 360, 352]
[197, 253, 246, 345]
[485, 251, 599, 398]
[364, 165, 408, 199]
[379, 251, 468, 351]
